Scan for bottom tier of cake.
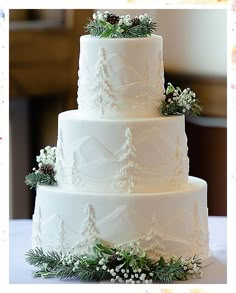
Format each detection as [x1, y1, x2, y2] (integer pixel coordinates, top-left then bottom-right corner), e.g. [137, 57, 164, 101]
[32, 176, 211, 263]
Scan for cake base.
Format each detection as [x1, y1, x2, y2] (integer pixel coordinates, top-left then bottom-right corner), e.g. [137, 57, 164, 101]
[32, 176, 210, 262]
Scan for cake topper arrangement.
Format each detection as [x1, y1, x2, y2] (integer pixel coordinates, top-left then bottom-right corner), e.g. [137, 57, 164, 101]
[85, 11, 157, 38]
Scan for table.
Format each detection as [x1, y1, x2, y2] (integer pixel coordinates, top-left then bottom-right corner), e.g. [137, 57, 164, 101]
[9, 216, 227, 284]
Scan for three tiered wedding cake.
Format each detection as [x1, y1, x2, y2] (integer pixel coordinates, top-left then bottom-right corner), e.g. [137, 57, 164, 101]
[26, 12, 211, 282]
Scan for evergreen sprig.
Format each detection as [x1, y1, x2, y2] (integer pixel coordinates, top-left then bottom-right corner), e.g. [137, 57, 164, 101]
[25, 172, 57, 189]
[25, 145, 57, 189]
[25, 240, 202, 283]
[161, 82, 202, 116]
[85, 12, 157, 38]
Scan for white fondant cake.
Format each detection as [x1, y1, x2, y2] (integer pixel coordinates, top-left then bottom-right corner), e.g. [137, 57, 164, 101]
[32, 33, 210, 264]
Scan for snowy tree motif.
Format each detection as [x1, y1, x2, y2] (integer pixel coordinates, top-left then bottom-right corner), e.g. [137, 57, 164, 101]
[91, 48, 117, 115]
[141, 214, 166, 259]
[71, 151, 81, 190]
[56, 219, 66, 252]
[32, 205, 41, 248]
[191, 202, 202, 256]
[70, 204, 100, 255]
[134, 53, 165, 111]
[80, 204, 100, 241]
[172, 136, 188, 188]
[55, 128, 66, 185]
[199, 209, 210, 256]
[112, 128, 142, 193]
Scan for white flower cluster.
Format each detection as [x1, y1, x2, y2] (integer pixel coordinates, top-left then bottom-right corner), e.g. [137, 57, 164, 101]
[92, 11, 152, 27]
[109, 269, 153, 284]
[34, 146, 56, 172]
[92, 11, 107, 21]
[115, 240, 144, 257]
[97, 263, 153, 284]
[167, 85, 197, 114]
[181, 256, 203, 279]
[118, 15, 132, 26]
[94, 242, 153, 284]
[60, 251, 77, 266]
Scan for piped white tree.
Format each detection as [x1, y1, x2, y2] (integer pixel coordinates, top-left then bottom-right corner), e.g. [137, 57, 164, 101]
[32, 205, 41, 248]
[135, 54, 164, 111]
[141, 214, 166, 259]
[192, 202, 202, 256]
[72, 204, 100, 254]
[112, 128, 142, 193]
[135, 64, 161, 110]
[71, 151, 81, 190]
[55, 129, 66, 185]
[199, 209, 209, 256]
[56, 219, 66, 252]
[172, 136, 188, 187]
[91, 48, 117, 116]
[80, 204, 100, 241]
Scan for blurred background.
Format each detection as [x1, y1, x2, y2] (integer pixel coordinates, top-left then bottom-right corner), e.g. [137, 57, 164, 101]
[9, 9, 227, 219]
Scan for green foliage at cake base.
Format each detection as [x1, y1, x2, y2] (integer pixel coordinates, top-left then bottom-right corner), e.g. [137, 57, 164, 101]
[25, 240, 202, 283]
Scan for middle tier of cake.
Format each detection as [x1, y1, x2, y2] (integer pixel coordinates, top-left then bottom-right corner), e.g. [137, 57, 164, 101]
[56, 110, 189, 193]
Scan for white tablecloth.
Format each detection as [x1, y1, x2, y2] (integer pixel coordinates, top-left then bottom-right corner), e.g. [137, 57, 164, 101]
[9, 217, 227, 284]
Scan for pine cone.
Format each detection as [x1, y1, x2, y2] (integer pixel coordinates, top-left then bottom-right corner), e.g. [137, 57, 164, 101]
[108, 254, 119, 264]
[165, 93, 174, 104]
[40, 164, 55, 176]
[106, 13, 120, 25]
[132, 17, 140, 26]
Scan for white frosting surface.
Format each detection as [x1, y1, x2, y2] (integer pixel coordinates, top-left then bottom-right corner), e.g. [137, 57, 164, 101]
[33, 177, 210, 261]
[56, 110, 189, 193]
[77, 35, 165, 119]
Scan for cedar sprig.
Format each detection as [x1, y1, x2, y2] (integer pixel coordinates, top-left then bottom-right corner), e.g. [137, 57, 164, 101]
[25, 172, 57, 189]
[85, 11, 157, 38]
[25, 239, 202, 283]
[161, 82, 202, 116]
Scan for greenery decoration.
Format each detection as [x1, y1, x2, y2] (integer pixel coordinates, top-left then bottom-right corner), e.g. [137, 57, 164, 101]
[85, 11, 157, 38]
[161, 83, 202, 116]
[25, 146, 57, 189]
[25, 239, 202, 283]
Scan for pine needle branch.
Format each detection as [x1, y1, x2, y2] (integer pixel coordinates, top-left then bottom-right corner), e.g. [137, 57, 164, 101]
[25, 172, 57, 189]
[25, 241, 203, 283]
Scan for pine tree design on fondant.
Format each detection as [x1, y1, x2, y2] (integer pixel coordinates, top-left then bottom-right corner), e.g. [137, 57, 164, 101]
[134, 52, 164, 111]
[112, 128, 142, 193]
[71, 151, 81, 190]
[71, 204, 100, 254]
[55, 128, 66, 185]
[192, 202, 202, 256]
[91, 48, 117, 116]
[172, 135, 189, 188]
[32, 205, 42, 248]
[200, 208, 210, 257]
[56, 219, 66, 252]
[140, 214, 166, 259]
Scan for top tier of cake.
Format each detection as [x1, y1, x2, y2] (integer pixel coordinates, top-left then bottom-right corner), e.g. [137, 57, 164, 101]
[77, 35, 165, 119]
